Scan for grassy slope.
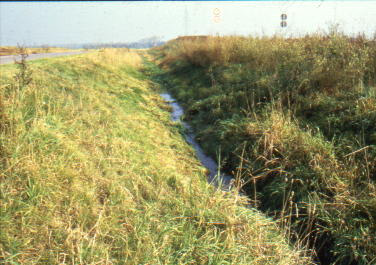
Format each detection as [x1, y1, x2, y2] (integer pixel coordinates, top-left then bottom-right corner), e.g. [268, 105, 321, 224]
[156, 35, 376, 264]
[0, 49, 310, 264]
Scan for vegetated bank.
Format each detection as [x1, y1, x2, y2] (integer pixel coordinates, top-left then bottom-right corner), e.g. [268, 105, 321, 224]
[155, 33, 376, 264]
[0, 49, 311, 264]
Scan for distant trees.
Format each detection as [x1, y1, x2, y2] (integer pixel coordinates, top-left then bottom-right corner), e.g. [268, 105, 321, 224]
[27, 37, 165, 50]
[40, 45, 50, 53]
[81, 36, 165, 49]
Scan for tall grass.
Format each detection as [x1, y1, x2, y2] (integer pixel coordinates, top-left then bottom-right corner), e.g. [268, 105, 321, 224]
[156, 32, 376, 264]
[0, 49, 310, 264]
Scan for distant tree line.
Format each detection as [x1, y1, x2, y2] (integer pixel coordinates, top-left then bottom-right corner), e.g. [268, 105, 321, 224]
[29, 36, 165, 50]
[81, 36, 165, 49]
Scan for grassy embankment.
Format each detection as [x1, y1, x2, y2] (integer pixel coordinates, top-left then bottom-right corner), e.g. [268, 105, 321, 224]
[0, 49, 311, 264]
[155, 33, 376, 264]
[0, 46, 75, 56]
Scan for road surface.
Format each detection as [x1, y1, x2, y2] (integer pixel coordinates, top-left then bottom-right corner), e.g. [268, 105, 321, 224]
[0, 51, 86, 65]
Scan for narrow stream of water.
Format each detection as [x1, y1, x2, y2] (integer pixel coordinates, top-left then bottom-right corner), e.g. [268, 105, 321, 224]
[160, 93, 233, 190]
[161, 92, 323, 264]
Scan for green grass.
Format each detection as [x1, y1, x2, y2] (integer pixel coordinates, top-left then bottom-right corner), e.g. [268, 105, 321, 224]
[0, 49, 310, 264]
[155, 33, 376, 264]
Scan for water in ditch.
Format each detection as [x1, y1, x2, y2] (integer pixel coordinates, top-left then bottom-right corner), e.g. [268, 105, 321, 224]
[160, 93, 233, 190]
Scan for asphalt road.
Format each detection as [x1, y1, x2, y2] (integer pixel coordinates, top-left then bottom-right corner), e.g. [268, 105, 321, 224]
[0, 51, 87, 65]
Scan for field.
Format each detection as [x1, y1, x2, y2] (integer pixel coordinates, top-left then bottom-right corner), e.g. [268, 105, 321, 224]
[0, 46, 75, 56]
[0, 49, 311, 264]
[155, 33, 376, 264]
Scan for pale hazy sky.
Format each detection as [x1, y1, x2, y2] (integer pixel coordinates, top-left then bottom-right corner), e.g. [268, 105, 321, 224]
[0, 1, 375, 46]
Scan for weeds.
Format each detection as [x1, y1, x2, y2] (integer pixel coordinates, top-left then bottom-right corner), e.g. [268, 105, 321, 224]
[13, 46, 33, 90]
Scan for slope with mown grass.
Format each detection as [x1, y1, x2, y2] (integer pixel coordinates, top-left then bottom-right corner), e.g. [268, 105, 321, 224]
[0, 49, 310, 264]
[155, 34, 376, 264]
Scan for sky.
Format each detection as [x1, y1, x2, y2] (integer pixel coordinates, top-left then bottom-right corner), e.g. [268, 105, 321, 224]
[0, 1, 375, 47]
